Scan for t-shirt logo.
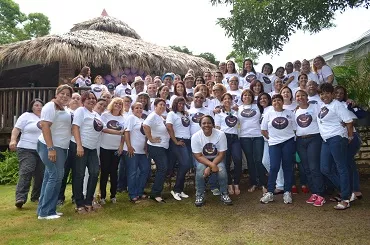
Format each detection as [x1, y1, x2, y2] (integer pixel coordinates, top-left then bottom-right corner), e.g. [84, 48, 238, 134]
[93, 118, 103, 132]
[141, 113, 147, 120]
[246, 74, 257, 83]
[140, 123, 145, 135]
[202, 143, 218, 159]
[93, 87, 102, 92]
[181, 116, 190, 127]
[70, 113, 74, 124]
[185, 103, 191, 110]
[187, 92, 194, 97]
[192, 112, 204, 123]
[282, 77, 289, 84]
[36, 121, 42, 129]
[225, 114, 238, 127]
[85, 79, 92, 86]
[232, 94, 238, 103]
[272, 116, 289, 130]
[263, 76, 271, 84]
[318, 107, 329, 119]
[107, 120, 122, 130]
[240, 108, 256, 118]
[308, 100, 318, 104]
[296, 113, 312, 128]
[125, 88, 131, 95]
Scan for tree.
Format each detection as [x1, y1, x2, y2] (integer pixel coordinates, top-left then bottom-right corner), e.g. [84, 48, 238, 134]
[211, 0, 370, 55]
[0, 0, 51, 44]
[197, 52, 219, 65]
[169, 45, 193, 55]
[226, 49, 259, 69]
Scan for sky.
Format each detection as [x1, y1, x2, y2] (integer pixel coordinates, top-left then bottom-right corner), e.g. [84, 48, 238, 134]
[14, 0, 370, 72]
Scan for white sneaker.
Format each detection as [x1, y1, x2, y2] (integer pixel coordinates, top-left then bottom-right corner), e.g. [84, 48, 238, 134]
[56, 212, 63, 216]
[111, 198, 117, 204]
[260, 192, 274, 204]
[100, 198, 106, 205]
[211, 189, 221, 196]
[38, 215, 61, 220]
[171, 191, 182, 201]
[179, 192, 189, 198]
[283, 192, 293, 204]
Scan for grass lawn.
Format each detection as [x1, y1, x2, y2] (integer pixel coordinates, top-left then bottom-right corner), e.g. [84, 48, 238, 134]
[1, 178, 370, 245]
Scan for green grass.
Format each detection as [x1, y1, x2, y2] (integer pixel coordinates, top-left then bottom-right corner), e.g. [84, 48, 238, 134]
[1, 180, 370, 245]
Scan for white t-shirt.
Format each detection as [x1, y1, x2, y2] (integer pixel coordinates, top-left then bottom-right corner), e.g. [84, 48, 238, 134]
[38, 102, 72, 149]
[100, 111, 124, 150]
[91, 84, 108, 99]
[15, 112, 42, 150]
[71, 107, 104, 150]
[295, 104, 320, 136]
[143, 112, 170, 149]
[75, 77, 91, 87]
[229, 89, 243, 106]
[115, 83, 132, 97]
[286, 71, 299, 90]
[258, 73, 273, 93]
[261, 109, 296, 146]
[306, 72, 319, 83]
[316, 65, 336, 85]
[191, 128, 227, 160]
[186, 88, 194, 98]
[308, 94, 323, 107]
[238, 104, 262, 137]
[215, 110, 239, 134]
[124, 115, 146, 154]
[188, 107, 213, 136]
[283, 102, 297, 112]
[261, 106, 273, 141]
[166, 111, 191, 139]
[150, 99, 170, 117]
[317, 100, 353, 141]
[190, 98, 212, 109]
[222, 73, 243, 90]
[243, 72, 258, 90]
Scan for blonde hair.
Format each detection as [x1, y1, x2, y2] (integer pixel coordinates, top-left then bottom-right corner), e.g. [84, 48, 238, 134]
[106, 97, 124, 115]
[56, 84, 73, 96]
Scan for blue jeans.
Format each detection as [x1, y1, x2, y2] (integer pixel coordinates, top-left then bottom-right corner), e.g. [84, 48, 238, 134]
[268, 138, 295, 193]
[147, 145, 169, 197]
[195, 160, 228, 196]
[37, 141, 67, 217]
[320, 136, 350, 200]
[71, 142, 100, 207]
[347, 132, 361, 192]
[240, 137, 266, 187]
[117, 156, 127, 191]
[225, 133, 242, 185]
[170, 139, 192, 193]
[193, 156, 219, 190]
[125, 152, 150, 199]
[296, 134, 324, 195]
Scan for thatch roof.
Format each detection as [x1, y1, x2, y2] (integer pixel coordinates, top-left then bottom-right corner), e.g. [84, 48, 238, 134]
[0, 16, 217, 75]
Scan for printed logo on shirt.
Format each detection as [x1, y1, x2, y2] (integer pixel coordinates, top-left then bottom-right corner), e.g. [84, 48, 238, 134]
[259, 116, 264, 124]
[262, 76, 272, 84]
[70, 113, 74, 124]
[318, 107, 329, 119]
[181, 116, 190, 127]
[85, 79, 92, 86]
[36, 121, 42, 129]
[240, 108, 256, 118]
[191, 112, 204, 123]
[140, 123, 146, 135]
[185, 103, 191, 110]
[125, 88, 131, 95]
[225, 114, 238, 127]
[231, 94, 238, 104]
[282, 77, 289, 84]
[107, 120, 122, 130]
[296, 113, 312, 128]
[93, 87, 102, 93]
[308, 100, 318, 105]
[202, 143, 218, 159]
[141, 113, 148, 120]
[187, 92, 194, 97]
[272, 116, 289, 130]
[93, 118, 103, 132]
[245, 74, 257, 84]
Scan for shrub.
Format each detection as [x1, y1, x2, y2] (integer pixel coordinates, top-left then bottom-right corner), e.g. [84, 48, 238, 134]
[0, 150, 19, 185]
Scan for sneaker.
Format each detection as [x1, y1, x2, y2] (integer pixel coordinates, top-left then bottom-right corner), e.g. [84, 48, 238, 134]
[111, 198, 117, 204]
[171, 191, 182, 201]
[291, 186, 298, 194]
[195, 195, 205, 207]
[306, 194, 318, 204]
[220, 193, 233, 205]
[283, 192, 293, 204]
[57, 200, 64, 206]
[211, 188, 221, 196]
[92, 201, 102, 210]
[100, 198, 106, 205]
[56, 212, 63, 216]
[15, 200, 24, 209]
[260, 192, 274, 204]
[38, 215, 61, 220]
[179, 192, 189, 198]
[301, 186, 309, 194]
[313, 195, 326, 207]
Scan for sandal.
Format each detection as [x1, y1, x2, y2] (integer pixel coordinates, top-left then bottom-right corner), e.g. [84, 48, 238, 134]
[130, 197, 141, 204]
[334, 200, 350, 210]
[234, 185, 240, 195]
[75, 207, 88, 214]
[248, 185, 257, 193]
[329, 195, 342, 202]
[228, 185, 234, 195]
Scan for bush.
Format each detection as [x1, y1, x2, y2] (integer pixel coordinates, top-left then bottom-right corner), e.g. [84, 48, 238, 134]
[0, 150, 19, 185]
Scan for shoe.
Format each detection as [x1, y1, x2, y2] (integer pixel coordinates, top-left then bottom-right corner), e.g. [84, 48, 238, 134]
[306, 194, 318, 204]
[15, 200, 24, 209]
[57, 200, 64, 206]
[150, 196, 166, 203]
[179, 192, 189, 198]
[211, 188, 221, 196]
[195, 195, 205, 207]
[220, 193, 233, 205]
[38, 215, 60, 220]
[111, 197, 117, 204]
[248, 185, 257, 193]
[85, 205, 94, 212]
[301, 186, 309, 194]
[75, 207, 88, 214]
[92, 201, 102, 209]
[260, 192, 274, 204]
[291, 186, 298, 194]
[334, 200, 350, 210]
[313, 195, 326, 207]
[100, 198, 106, 205]
[171, 191, 182, 201]
[283, 192, 293, 204]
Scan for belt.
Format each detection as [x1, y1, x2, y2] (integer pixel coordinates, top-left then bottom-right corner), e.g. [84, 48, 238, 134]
[297, 133, 320, 139]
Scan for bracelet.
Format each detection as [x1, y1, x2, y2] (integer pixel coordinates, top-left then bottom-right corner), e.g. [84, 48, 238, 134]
[47, 146, 55, 151]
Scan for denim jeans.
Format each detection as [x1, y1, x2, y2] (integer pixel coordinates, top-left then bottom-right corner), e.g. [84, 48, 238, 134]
[320, 136, 351, 200]
[268, 138, 295, 193]
[16, 148, 44, 203]
[292, 158, 308, 186]
[262, 141, 284, 189]
[193, 156, 219, 190]
[36, 141, 67, 217]
[71, 142, 100, 207]
[170, 139, 192, 193]
[296, 134, 324, 195]
[225, 133, 242, 185]
[117, 156, 127, 192]
[240, 137, 266, 187]
[147, 145, 169, 197]
[58, 141, 76, 201]
[125, 152, 150, 199]
[195, 160, 228, 196]
[347, 132, 361, 192]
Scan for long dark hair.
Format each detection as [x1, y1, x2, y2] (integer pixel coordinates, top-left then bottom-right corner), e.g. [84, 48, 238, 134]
[171, 96, 186, 114]
[27, 98, 44, 113]
[80, 66, 90, 77]
[241, 58, 256, 77]
[257, 92, 272, 114]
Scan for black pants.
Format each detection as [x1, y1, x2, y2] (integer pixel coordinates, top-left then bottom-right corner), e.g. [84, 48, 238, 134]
[58, 141, 76, 201]
[99, 147, 119, 199]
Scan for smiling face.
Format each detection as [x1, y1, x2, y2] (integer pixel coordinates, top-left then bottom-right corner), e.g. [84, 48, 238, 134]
[222, 94, 233, 108]
[276, 68, 285, 78]
[160, 86, 170, 99]
[228, 78, 239, 91]
[200, 116, 214, 136]
[69, 93, 81, 110]
[307, 81, 318, 96]
[212, 86, 223, 99]
[226, 61, 235, 73]
[252, 82, 262, 95]
[193, 92, 205, 108]
[84, 93, 97, 111]
[101, 93, 112, 104]
[55, 88, 72, 107]
[204, 72, 212, 81]
[285, 62, 293, 74]
[298, 74, 308, 88]
[137, 95, 148, 107]
[175, 83, 185, 95]
[132, 103, 143, 118]
[294, 60, 301, 71]
[155, 101, 166, 115]
[242, 92, 253, 105]
[274, 79, 283, 92]
[280, 87, 292, 103]
[302, 60, 311, 73]
[177, 100, 186, 113]
[259, 94, 270, 108]
[295, 90, 308, 107]
[185, 78, 194, 88]
[135, 81, 145, 94]
[272, 97, 283, 111]
[320, 91, 334, 104]
[94, 100, 107, 114]
[122, 97, 132, 111]
[112, 100, 123, 114]
[313, 57, 324, 69]
[244, 60, 253, 72]
[199, 86, 208, 98]
[147, 84, 157, 97]
[335, 87, 345, 102]
[163, 76, 173, 88]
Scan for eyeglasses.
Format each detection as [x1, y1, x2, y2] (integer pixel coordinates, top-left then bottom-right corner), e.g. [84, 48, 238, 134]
[194, 96, 204, 99]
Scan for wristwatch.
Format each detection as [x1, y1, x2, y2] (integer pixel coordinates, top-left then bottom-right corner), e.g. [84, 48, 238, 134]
[47, 146, 55, 151]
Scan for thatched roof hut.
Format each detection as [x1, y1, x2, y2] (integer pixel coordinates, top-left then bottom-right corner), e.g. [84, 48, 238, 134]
[0, 14, 217, 76]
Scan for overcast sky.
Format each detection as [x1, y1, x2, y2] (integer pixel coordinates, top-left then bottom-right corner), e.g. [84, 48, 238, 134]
[14, 0, 370, 71]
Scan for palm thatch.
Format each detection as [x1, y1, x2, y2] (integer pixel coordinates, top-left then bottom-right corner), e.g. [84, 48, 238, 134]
[0, 16, 217, 75]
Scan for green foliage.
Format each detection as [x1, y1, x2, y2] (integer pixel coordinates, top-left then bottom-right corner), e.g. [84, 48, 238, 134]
[210, 0, 370, 55]
[0, 0, 51, 44]
[0, 150, 19, 185]
[169, 45, 193, 55]
[170, 45, 219, 65]
[226, 49, 259, 69]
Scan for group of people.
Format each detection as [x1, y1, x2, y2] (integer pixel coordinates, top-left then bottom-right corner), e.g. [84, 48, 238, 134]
[10, 55, 364, 220]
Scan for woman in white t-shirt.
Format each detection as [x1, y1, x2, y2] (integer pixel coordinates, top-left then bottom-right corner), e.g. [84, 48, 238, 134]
[143, 98, 171, 203]
[258, 63, 274, 93]
[152, 85, 170, 118]
[241, 58, 257, 90]
[280, 86, 297, 111]
[90, 75, 108, 99]
[294, 90, 325, 207]
[222, 60, 242, 89]
[166, 97, 192, 201]
[260, 94, 296, 205]
[123, 102, 150, 203]
[269, 77, 283, 98]
[238, 90, 267, 194]
[210, 84, 227, 115]
[99, 98, 125, 204]
[71, 66, 91, 87]
[227, 76, 243, 107]
[215, 93, 242, 195]
[10, 99, 45, 209]
[250, 80, 264, 104]
[313, 56, 335, 84]
[292, 73, 308, 97]
[71, 91, 104, 213]
[37, 85, 73, 220]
